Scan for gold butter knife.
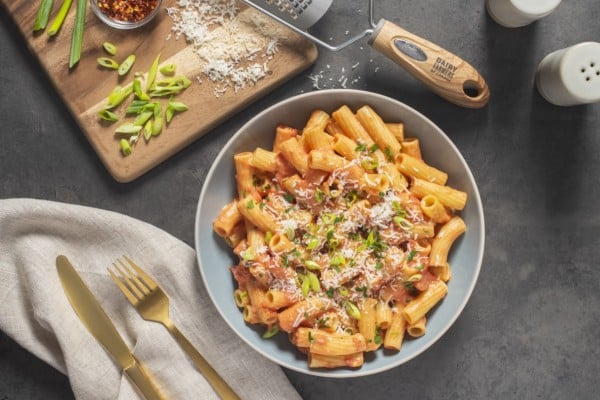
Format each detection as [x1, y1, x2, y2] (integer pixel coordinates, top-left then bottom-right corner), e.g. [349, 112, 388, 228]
[56, 255, 166, 400]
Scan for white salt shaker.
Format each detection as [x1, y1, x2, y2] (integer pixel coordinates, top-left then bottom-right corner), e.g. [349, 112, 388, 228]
[485, 0, 562, 27]
[535, 42, 600, 106]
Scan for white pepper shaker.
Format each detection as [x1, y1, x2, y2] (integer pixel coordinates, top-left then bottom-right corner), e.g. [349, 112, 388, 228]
[535, 42, 600, 106]
[485, 0, 562, 27]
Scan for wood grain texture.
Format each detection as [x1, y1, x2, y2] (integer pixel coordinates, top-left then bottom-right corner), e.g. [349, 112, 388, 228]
[2, 0, 317, 182]
[370, 20, 489, 109]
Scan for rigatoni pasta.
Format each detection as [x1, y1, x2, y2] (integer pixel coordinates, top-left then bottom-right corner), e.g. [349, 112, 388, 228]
[213, 104, 468, 369]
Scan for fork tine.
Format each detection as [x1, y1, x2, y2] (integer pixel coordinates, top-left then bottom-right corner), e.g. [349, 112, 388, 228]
[115, 260, 150, 296]
[108, 268, 140, 305]
[123, 255, 158, 290]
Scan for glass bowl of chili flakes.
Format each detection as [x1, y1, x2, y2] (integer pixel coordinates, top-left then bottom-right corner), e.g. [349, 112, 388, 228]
[90, 0, 162, 30]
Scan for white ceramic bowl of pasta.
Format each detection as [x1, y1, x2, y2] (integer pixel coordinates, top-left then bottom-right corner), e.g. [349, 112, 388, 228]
[194, 89, 484, 377]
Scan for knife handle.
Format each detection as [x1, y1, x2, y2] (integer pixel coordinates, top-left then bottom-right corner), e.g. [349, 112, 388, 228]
[370, 19, 490, 108]
[124, 356, 166, 400]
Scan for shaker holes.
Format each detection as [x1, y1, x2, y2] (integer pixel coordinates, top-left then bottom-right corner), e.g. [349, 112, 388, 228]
[581, 60, 599, 82]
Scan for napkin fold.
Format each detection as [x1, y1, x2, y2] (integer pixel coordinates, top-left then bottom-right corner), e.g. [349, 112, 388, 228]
[0, 198, 301, 400]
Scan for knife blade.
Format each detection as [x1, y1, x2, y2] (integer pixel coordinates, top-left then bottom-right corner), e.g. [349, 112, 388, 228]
[56, 255, 165, 400]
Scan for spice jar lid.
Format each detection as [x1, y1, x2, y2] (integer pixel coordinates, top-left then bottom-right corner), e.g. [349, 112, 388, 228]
[536, 42, 600, 106]
[90, 0, 163, 30]
[486, 0, 561, 27]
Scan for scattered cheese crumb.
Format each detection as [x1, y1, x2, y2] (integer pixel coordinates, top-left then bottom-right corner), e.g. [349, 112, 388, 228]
[306, 59, 376, 90]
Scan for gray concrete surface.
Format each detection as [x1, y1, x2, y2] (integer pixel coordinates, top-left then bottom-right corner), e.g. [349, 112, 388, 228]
[1, 1, 600, 399]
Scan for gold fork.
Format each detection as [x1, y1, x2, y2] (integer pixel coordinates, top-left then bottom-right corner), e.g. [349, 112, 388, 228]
[108, 256, 240, 400]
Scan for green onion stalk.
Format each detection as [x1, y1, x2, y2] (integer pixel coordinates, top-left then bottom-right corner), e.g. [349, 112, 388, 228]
[69, 0, 86, 68]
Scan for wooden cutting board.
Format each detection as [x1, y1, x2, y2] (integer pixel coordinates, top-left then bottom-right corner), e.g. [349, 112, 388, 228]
[2, 1, 317, 182]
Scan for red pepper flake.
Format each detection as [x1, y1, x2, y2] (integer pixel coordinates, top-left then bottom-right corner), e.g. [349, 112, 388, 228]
[97, 0, 159, 22]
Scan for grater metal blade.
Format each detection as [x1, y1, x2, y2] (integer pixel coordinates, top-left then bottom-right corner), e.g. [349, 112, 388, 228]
[243, 0, 334, 30]
[241, 0, 374, 52]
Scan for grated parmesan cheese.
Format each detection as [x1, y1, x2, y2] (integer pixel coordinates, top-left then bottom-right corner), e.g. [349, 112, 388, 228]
[166, 0, 288, 97]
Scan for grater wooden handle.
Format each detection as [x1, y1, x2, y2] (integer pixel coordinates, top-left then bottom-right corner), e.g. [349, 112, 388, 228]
[370, 19, 490, 108]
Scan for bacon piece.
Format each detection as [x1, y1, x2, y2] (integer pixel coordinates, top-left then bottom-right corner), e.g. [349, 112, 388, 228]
[230, 264, 252, 287]
[274, 154, 298, 182]
[378, 276, 413, 305]
[413, 270, 437, 292]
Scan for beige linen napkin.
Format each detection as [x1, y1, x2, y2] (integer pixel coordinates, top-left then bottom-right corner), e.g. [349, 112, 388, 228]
[0, 198, 301, 400]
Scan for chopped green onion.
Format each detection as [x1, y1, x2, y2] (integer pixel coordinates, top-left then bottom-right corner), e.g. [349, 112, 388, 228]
[115, 122, 142, 136]
[118, 54, 136, 76]
[301, 275, 310, 296]
[150, 86, 185, 97]
[345, 190, 358, 206]
[345, 301, 361, 320]
[152, 102, 163, 136]
[154, 76, 192, 88]
[314, 188, 324, 203]
[150, 76, 191, 97]
[385, 147, 394, 161]
[320, 213, 337, 225]
[304, 260, 321, 271]
[167, 99, 189, 112]
[98, 109, 118, 122]
[307, 272, 321, 292]
[146, 54, 160, 91]
[165, 106, 174, 124]
[33, 0, 53, 32]
[330, 253, 346, 267]
[356, 286, 368, 297]
[361, 157, 378, 171]
[241, 248, 255, 261]
[119, 138, 132, 156]
[142, 101, 159, 113]
[47, 0, 72, 36]
[392, 200, 406, 217]
[264, 231, 273, 244]
[152, 116, 163, 136]
[165, 97, 188, 123]
[69, 0, 86, 68]
[143, 119, 153, 141]
[374, 327, 382, 344]
[132, 78, 150, 101]
[159, 64, 176, 75]
[306, 236, 319, 250]
[262, 325, 280, 339]
[133, 111, 153, 126]
[103, 42, 117, 56]
[105, 84, 133, 109]
[393, 216, 413, 230]
[125, 100, 149, 114]
[97, 57, 119, 70]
